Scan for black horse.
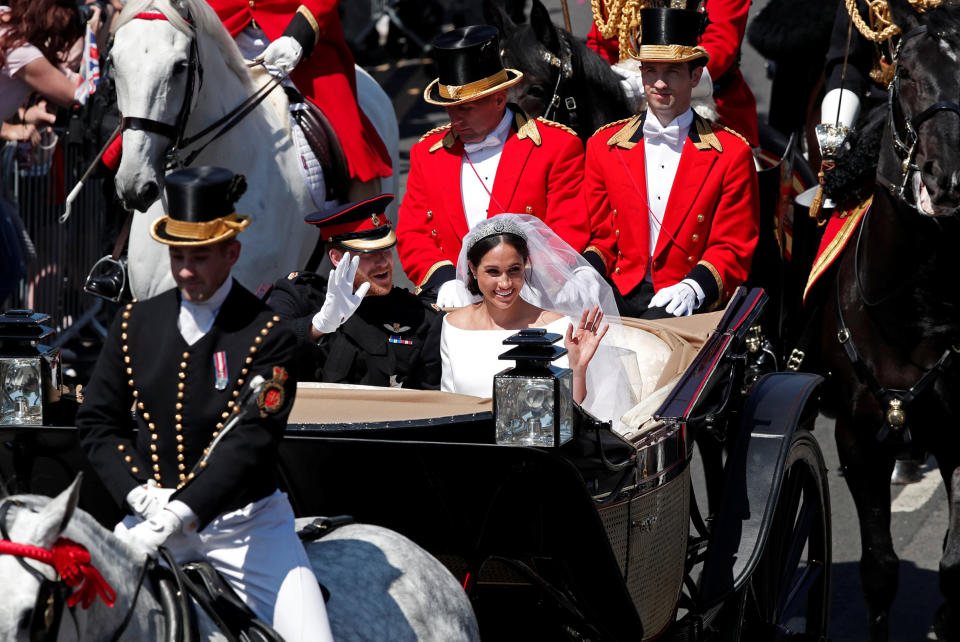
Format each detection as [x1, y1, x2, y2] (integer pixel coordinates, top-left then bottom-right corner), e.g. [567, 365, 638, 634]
[483, 0, 632, 141]
[818, 0, 960, 639]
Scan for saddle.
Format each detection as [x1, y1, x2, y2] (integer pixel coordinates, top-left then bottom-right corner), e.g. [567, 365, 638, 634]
[285, 87, 351, 205]
[152, 515, 353, 642]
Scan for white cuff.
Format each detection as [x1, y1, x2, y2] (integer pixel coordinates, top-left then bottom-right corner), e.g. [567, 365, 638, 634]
[820, 88, 861, 130]
[164, 500, 199, 533]
[681, 278, 705, 308]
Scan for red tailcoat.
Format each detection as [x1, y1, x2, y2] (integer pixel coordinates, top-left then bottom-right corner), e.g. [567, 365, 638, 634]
[585, 113, 759, 306]
[587, 0, 758, 147]
[397, 110, 598, 287]
[207, 0, 392, 182]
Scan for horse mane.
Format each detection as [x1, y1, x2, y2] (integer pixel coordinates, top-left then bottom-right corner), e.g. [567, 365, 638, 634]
[10, 494, 131, 567]
[924, 1, 960, 45]
[115, 0, 253, 91]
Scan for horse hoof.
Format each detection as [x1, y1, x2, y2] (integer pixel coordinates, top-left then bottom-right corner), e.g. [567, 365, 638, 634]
[891, 459, 925, 485]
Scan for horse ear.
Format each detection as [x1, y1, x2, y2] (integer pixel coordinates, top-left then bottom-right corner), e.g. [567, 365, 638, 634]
[30, 474, 82, 548]
[483, 0, 516, 36]
[530, 0, 561, 52]
[887, 0, 922, 32]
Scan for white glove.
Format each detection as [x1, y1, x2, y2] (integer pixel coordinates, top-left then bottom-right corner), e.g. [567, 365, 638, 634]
[125, 480, 175, 521]
[820, 87, 861, 130]
[612, 63, 644, 111]
[117, 509, 182, 557]
[555, 265, 603, 311]
[649, 280, 702, 317]
[260, 35, 302, 75]
[312, 252, 370, 335]
[691, 66, 713, 100]
[435, 279, 476, 309]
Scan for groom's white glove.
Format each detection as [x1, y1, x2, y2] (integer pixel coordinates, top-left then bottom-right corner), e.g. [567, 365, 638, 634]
[312, 252, 370, 335]
[117, 508, 182, 558]
[126, 479, 175, 522]
[435, 279, 474, 309]
[260, 36, 302, 75]
[650, 279, 704, 317]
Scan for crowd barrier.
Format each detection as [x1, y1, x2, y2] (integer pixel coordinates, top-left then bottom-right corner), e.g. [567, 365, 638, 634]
[1, 133, 110, 340]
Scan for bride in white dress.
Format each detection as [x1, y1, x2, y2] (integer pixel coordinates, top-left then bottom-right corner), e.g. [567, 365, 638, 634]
[440, 215, 634, 424]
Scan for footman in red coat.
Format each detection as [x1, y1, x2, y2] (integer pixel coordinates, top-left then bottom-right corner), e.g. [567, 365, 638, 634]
[396, 25, 603, 307]
[585, 6, 759, 319]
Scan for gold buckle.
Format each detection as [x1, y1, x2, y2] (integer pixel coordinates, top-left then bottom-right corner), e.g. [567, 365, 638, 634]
[786, 348, 806, 372]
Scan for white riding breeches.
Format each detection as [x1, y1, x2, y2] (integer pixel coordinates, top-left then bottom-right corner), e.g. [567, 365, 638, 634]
[116, 490, 333, 642]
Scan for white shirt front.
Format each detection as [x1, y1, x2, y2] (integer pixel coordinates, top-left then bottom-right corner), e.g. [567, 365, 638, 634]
[460, 108, 514, 230]
[177, 278, 233, 345]
[643, 108, 694, 262]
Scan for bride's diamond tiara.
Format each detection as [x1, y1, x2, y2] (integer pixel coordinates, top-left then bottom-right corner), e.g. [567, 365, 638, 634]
[465, 216, 529, 253]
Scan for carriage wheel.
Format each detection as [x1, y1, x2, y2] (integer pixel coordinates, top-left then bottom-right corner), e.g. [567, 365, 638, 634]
[740, 429, 832, 640]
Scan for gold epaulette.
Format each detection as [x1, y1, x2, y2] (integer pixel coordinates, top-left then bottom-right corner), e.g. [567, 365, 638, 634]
[717, 122, 751, 148]
[592, 117, 632, 138]
[536, 117, 577, 137]
[418, 124, 451, 143]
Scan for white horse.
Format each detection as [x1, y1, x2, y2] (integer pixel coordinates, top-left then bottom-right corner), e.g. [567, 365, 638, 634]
[0, 479, 479, 641]
[111, 0, 399, 300]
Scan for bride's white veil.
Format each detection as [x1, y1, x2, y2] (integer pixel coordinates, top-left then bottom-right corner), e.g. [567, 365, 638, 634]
[453, 214, 638, 426]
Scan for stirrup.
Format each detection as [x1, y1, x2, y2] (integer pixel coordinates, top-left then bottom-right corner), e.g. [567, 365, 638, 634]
[83, 255, 129, 303]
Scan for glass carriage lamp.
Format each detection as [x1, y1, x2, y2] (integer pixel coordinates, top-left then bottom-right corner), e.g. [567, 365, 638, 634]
[493, 328, 574, 447]
[0, 310, 61, 426]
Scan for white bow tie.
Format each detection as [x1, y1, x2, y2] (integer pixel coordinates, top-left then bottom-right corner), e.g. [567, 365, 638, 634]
[463, 134, 504, 154]
[643, 118, 683, 147]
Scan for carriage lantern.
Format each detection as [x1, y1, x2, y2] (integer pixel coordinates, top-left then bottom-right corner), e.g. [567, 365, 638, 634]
[0, 310, 61, 426]
[493, 329, 574, 447]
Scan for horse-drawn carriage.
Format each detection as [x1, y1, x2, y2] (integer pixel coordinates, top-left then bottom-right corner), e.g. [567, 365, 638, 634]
[0, 287, 831, 640]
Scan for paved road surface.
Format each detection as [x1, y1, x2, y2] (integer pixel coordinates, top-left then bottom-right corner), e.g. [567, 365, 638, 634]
[362, 1, 950, 638]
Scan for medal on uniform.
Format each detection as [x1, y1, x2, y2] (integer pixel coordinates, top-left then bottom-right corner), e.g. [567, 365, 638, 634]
[384, 322, 413, 345]
[213, 351, 228, 390]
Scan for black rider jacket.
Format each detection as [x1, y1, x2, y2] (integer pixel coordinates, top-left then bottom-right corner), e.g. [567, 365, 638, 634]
[77, 281, 298, 529]
[268, 272, 443, 390]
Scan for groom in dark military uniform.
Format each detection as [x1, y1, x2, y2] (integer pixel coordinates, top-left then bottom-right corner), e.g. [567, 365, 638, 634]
[269, 194, 443, 389]
[77, 166, 332, 641]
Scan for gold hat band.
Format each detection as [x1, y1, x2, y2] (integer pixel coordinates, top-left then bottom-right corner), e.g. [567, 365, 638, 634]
[438, 70, 510, 100]
[630, 44, 710, 62]
[339, 228, 398, 252]
[163, 212, 250, 240]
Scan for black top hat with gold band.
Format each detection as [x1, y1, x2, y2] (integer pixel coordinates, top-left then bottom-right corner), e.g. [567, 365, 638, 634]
[151, 166, 251, 246]
[423, 25, 523, 106]
[304, 194, 396, 253]
[630, 7, 710, 64]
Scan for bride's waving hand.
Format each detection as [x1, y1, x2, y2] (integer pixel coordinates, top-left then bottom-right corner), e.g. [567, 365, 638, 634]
[564, 306, 608, 404]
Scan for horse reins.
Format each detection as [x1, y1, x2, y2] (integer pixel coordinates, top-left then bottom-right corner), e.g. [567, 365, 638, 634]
[541, 31, 579, 129]
[120, 10, 286, 170]
[0, 499, 149, 642]
[877, 24, 960, 216]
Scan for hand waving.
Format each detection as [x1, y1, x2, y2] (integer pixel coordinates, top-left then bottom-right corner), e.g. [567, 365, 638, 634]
[564, 306, 609, 373]
[311, 252, 370, 335]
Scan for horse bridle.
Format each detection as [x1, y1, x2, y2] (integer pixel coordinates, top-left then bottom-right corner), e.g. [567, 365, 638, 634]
[880, 24, 960, 215]
[541, 31, 579, 129]
[0, 499, 144, 642]
[119, 8, 285, 170]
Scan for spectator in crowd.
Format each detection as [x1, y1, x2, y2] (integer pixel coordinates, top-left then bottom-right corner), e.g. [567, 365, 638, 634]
[585, 6, 759, 318]
[0, 0, 91, 128]
[397, 25, 602, 308]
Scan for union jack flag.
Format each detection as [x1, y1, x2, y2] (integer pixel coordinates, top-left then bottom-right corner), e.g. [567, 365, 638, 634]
[79, 24, 99, 94]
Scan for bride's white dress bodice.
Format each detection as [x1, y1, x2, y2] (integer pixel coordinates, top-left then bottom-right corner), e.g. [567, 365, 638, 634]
[440, 316, 571, 398]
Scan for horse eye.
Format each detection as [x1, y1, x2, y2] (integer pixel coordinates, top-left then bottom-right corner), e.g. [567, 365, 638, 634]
[527, 84, 546, 99]
[172, 60, 189, 74]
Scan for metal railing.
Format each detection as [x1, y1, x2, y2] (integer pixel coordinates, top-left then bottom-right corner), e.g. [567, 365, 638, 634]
[1, 132, 109, 336]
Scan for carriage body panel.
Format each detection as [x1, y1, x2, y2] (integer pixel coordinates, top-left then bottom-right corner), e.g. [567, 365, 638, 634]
[0, 288, 831, 639]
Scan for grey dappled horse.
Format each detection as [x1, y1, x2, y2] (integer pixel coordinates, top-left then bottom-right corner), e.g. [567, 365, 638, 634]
[0, 479, 479, 641]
